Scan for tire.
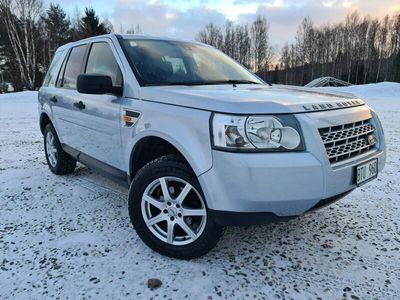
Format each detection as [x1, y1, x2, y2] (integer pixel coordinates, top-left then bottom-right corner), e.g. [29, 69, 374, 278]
[43, 123, 76, 175]
[129, 155, 223, 259]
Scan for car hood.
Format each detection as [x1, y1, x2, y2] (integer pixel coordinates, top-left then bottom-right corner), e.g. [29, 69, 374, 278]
[138, 84, 364, 114]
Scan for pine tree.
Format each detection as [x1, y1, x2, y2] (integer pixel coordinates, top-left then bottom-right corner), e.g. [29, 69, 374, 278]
[41, 3, 70, 66]
[79, 8, 111, 38]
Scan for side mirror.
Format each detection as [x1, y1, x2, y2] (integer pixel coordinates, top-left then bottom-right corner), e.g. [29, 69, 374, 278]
[77, 74, 122, 96]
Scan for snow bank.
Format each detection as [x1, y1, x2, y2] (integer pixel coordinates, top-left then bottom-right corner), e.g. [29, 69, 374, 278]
[320, 81, 400, 101]
[0, 90, 37, 100]
[0, 91, 38, 116]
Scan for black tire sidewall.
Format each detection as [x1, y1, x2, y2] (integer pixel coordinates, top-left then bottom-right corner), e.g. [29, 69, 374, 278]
[44, 124, 60, 173]
[128, 155, 222, 259]
[43, 123, 75, 174]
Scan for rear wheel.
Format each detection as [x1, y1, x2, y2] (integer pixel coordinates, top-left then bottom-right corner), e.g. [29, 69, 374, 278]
[44, 124, 76, 175]
[129, 155, 223, 259]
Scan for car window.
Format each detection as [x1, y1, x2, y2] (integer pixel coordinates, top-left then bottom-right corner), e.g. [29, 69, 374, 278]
[85, 42, 122, 87]
[122, 39, 262, 86]
[55, 53, 68, 88]
[42, 51, 63, 87]
[62, 44, 87, 89]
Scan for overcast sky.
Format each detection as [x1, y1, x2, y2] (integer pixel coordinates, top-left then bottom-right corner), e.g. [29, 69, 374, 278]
[46, 0, 400, 46]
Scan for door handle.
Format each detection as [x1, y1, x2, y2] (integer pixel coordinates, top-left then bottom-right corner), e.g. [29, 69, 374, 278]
[73, 101, 86, 110]
[50, 96, 57, 103]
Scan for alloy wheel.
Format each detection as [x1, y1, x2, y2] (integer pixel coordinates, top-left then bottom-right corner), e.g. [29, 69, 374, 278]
[45, 131, 57, 167]
[141, 176, 207, 246]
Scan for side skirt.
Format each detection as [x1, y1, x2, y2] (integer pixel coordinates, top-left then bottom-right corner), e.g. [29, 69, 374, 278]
[62, 144, 129, 188]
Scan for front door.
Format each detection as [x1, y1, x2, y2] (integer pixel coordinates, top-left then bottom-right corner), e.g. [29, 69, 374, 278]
[70, 41, 125, 170]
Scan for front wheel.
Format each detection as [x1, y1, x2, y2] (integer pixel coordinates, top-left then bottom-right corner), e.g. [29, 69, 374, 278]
[128, 155, 223, 259]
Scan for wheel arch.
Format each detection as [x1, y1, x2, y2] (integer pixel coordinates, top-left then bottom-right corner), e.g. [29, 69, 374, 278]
[40, 112, 53, 134]
[129, 135, 195, 180]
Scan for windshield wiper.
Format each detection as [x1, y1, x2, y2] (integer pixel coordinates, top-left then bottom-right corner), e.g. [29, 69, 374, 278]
[144, 79, 262, 86]
[211, 79, 261, 85]
[145, 81, 207, 86]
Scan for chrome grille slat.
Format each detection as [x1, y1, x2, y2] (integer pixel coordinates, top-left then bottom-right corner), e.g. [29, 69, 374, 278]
[319, 118, 377, 164]
[321, 124, 374, 144]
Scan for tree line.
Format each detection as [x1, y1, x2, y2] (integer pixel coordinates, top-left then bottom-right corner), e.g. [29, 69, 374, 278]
[196, 16, 274, 74]
[197, 12, 400, 86]
[0, 0, 129, 92]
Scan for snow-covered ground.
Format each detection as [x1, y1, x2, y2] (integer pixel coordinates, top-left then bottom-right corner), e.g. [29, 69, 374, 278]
[0, 83, 399, 299]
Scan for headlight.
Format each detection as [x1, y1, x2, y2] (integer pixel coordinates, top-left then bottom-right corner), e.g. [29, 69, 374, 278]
[211, 113, 304, 151]
[369, 108, 384, 135]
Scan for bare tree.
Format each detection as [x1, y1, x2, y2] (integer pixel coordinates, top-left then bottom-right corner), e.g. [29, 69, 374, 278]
[296, 17, 316, 84]
[280, 44, 290, 84]
[235, 24, 251, 68]
[223, 21, 235, 59]
[196, 23, 223, 49]
[364, 19, 379, 83]
[0, 0, 43, 89]
[389, 14, 400, 81]
[196, 18, 274, 73]
[251, 16, 273, 72]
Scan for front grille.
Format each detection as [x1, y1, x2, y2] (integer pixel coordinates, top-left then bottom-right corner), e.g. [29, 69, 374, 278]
[319, 119, 377, 164]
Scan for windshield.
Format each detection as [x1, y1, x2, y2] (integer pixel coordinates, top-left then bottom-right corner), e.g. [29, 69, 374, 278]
[121, 39, 264, 86]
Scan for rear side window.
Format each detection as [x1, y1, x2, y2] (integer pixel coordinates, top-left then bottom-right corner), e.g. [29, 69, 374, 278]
[85, 42, 122, 87]
[62, 44, 87, 89]
[42, 51, 63, 87]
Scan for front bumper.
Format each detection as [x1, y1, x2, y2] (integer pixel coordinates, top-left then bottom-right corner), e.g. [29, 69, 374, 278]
[198, 106, 386, 225]
[208, 190, 353, 226]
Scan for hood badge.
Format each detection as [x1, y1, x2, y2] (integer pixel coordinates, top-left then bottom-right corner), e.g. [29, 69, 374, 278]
[367, 134, 377, 146]
[303, 100, 362, 112]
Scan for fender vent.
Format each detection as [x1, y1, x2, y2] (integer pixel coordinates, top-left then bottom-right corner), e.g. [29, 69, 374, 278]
[123, 110, 140, 126]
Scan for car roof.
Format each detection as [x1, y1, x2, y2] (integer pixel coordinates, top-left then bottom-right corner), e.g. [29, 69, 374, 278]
[56, 33, 206, 53]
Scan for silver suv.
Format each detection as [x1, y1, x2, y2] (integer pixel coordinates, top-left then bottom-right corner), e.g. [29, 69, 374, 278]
[38, 34, 386, 259]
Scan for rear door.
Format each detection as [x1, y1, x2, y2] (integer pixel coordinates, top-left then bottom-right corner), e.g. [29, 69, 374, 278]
[67, 40, 124, 170]
[39, 49, 65, 135]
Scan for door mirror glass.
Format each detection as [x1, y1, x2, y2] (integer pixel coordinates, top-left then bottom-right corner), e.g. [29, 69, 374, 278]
[77, 74, 122, 95]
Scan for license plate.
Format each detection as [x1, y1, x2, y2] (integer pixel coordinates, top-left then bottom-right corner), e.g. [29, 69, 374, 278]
[356, 159, 378, 186]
